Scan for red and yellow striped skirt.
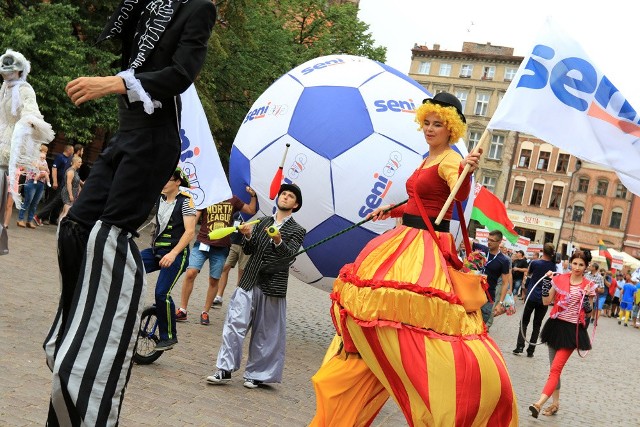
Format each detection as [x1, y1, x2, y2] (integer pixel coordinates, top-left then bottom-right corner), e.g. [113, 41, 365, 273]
[311, 226, 518, 427]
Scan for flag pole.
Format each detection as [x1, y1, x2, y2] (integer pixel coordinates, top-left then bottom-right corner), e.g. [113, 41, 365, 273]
[435, 129, 492, 225]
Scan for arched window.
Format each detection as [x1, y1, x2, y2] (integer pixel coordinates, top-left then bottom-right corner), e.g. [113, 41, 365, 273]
[548, 182, 565, 209]
[590, 205, 604, 225]
[511, 178, 526, 204]
[577, 176, 589, 193]
[609, 208, 623, 229]
[596, 179, 609, 196]
[571, 204, 585, 222]
[615, 183, 627, 199]
[518, 141, 534, 168]
[530, 179, 545, 207]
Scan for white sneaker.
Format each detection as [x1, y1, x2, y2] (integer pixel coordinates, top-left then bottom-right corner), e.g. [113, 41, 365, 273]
[206, 369, 231, 384]
[243, 378, 262, 389]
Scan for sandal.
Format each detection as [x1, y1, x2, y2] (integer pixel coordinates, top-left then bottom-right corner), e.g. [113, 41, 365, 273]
[529, 403, 541, 418]
[542, 402, 559, 416]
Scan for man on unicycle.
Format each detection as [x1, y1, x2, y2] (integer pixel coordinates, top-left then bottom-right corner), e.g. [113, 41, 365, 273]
[141, 168, 196, 350]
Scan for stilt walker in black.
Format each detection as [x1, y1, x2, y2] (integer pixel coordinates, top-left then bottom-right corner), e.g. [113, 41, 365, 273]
[42, 1, 216, 425]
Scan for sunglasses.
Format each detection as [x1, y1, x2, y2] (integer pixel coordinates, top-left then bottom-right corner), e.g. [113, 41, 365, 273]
[487, 239, 501, 243]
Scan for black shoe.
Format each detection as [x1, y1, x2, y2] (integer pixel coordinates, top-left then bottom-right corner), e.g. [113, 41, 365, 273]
[243, 378, 263, 389]
[512, 347, 524, 355]
[207, 369, 231, 384]
[526, 351, 534, 358]
[155, 338, 177, 351]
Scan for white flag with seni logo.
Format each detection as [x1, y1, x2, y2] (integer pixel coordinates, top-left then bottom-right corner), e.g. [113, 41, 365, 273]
[179, 85, 232, 208]
[488, 18, 640, 196]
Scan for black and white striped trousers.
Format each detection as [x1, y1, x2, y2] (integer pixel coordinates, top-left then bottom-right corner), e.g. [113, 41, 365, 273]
[44, 220, 146, 425]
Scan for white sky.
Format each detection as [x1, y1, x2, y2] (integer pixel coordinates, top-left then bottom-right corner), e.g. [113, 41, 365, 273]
[358, 0, 639, 107]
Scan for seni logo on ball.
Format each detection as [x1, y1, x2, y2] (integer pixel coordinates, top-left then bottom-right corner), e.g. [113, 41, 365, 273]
[373, 98, 417, 114]
[287, 153, 307, 180]
[243, 102, 289, 124]
[358, 151, 402, 218]
[517, 44, 639, 134]
[300, 58, 346, 75]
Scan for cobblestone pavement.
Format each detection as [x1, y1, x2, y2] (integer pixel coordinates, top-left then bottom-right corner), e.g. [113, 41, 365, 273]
[1, 214, 639, 426]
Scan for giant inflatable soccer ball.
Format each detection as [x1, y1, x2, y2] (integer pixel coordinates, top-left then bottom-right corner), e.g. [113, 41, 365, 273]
[230, 54, 470, 290]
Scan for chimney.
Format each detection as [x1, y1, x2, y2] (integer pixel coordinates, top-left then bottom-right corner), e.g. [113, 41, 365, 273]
[433, 43, 440, 50]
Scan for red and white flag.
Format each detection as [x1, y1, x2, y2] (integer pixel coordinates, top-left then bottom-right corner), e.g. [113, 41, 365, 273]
[488, 18, 640, 196]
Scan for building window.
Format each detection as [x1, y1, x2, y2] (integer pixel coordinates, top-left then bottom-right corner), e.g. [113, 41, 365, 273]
[487, 135, 504, 160]
[577, 177, 589, 193]
[518, 149, 531, 168]
[511, 180, 525, 204]
[474, 93, 489, 116]
[418, 61, 431, 74]
[615, 183, 627, 198]
[571, 206, 585, 222]
[482, 66, 495, 80]
[504, 67, 517, 81]
[460, 64, 473, 78]
[439, 63, 451, 76]
[537, 151, 551, 170]
[455, 90, 468, 112]
[609, 210, 623, 229]
[467, 130, 481, 152]
[556, 154, 570, 173]
[530, 183, 544, 207]
[482, 176, 497, 193]
[596, 179, 608, 196]
[548, 185, 563, 209]
[591, 207, 603, 225]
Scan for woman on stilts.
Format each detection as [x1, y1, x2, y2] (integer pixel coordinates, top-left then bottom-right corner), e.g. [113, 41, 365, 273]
[310, 93, 518, 427]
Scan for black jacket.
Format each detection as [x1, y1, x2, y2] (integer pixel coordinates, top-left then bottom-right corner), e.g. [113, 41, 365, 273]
[239, 216, 306, 298]
[99, 0, 217, 128]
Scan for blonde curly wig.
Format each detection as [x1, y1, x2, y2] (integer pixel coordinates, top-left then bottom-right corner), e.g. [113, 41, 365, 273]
[414, 102, 467, 143]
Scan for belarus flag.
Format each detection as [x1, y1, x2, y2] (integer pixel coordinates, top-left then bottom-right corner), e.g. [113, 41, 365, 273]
[470, 183, 518, 243]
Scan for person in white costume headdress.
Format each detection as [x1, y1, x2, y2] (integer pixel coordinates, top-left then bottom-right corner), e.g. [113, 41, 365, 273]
[0, 48, 55, 254]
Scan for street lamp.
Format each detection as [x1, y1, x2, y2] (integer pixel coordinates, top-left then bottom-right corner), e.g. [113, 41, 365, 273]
[566, 205, 584, 256]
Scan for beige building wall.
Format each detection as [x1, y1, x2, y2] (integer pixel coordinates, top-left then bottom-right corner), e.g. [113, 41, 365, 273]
[409, 42, 523, 201]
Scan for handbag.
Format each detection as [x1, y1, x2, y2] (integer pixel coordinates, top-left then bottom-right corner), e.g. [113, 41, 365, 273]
[412, 165, 488, 312]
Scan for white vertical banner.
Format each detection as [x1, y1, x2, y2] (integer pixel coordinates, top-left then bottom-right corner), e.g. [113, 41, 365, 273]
[179, 85, 232, 208]
[488, 18, 640, 196]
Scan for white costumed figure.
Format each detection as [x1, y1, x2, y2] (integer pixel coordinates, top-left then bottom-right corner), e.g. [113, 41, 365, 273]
[0, 49, 55, 254]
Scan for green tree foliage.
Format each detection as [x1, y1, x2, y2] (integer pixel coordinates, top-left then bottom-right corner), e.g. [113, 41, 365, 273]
[2, 0, 386, 159]
[201, 0, 387, 162]
[0, 2, 118, 144]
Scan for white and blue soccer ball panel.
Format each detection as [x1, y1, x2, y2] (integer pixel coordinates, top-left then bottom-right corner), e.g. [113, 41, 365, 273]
[287, 54, 386, 88]
[359, 70, 429, 155]
[230, 54, 440, 285]
[233, 77, 303, 159]
[331, 133, 423, 233]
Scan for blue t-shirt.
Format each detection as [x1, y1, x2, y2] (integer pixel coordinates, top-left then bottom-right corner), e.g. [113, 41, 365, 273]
[621, 283, 637, 304]
[525, 259, 557, 303]
[52, 153, 71, 184]
[472, 243, 510, 300]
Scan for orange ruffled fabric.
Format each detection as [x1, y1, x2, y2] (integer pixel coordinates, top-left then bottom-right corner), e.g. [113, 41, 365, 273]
[334, 225, 485, 336]
[316, 225, 518, 427]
